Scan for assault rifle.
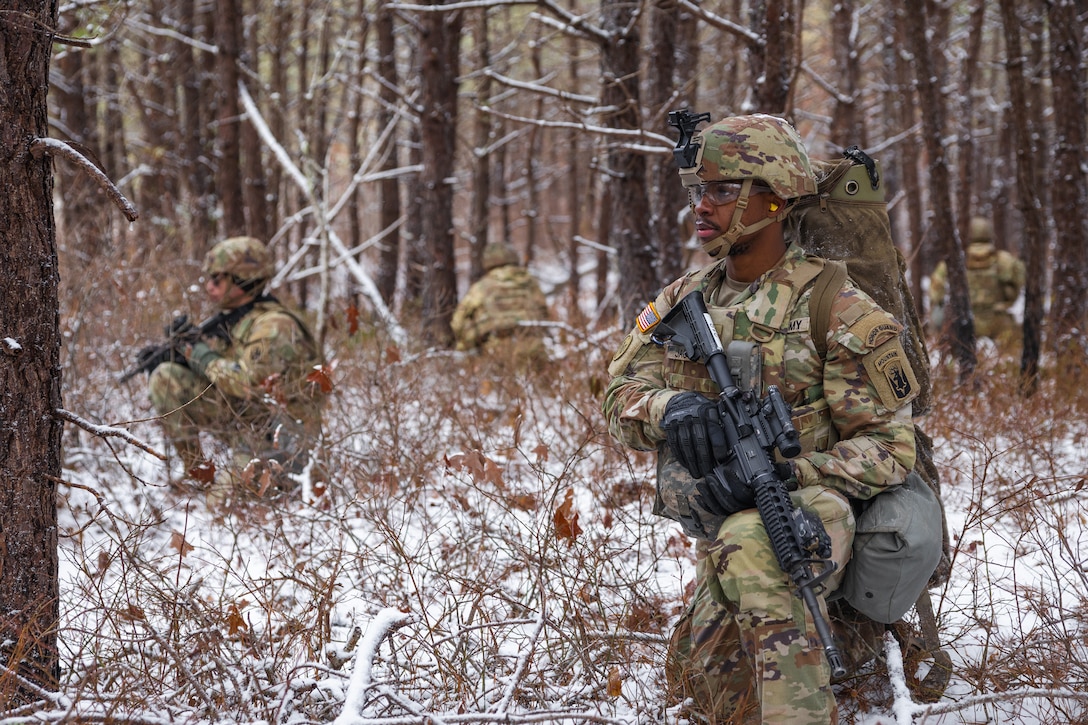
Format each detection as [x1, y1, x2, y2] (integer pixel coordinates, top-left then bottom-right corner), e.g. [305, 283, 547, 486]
[652, 291, 847, 679]
[119, 302, 256, 383]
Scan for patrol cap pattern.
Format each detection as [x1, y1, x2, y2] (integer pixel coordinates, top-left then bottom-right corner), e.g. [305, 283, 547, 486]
[682, 114, 818, 200]
[204, 236, 275, 283]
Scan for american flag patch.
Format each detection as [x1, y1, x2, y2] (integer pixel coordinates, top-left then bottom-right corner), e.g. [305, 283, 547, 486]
[636, 302, 660, 333]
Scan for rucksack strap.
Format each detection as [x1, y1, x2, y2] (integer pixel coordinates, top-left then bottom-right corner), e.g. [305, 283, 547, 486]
[809, 259, 849, 359]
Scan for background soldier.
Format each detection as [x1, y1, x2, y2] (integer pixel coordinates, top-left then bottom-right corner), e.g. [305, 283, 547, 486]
[450, 243, 549, 366]
[929, 216, 1026, 346]
[603, 114, 920, 723]
[145, 236, 326, 502]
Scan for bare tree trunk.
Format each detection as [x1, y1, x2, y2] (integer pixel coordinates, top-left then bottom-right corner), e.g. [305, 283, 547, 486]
[1000, 0, 1046, 393]
[902, 0, 977, 380]
[468, 8, 493, 283]
[954, 0, 985, 246]
[565, 1, 584, 317]
[0, 0, 61, 702]
[889, 14, 925, 318]
[828, 0, 865, 150]
[268, 0, 292, 247]
[647, 0, 688, 284]
[524, 41, 544, 265]
[746, 0, 797, 114]
[53, 15, 106, 258]
[418, 1, 464, 345]
[376, 0, 402, 306]
[242, 0, 271, 242]
[177, 1, 215, 253]
[1046, 0, 1088, 368]
[216, 0, 246, 236]
[600, 0, 653, 324]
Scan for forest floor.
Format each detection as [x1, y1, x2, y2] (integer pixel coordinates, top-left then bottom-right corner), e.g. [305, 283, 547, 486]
[44, 311, 1088, 724]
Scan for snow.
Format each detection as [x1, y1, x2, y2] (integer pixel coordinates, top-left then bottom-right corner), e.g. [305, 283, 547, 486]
[41, 338, 1088, 723]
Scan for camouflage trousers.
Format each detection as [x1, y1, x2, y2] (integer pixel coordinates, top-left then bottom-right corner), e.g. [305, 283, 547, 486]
[667, 486, 855, 725]
[148, 362, 318, 477]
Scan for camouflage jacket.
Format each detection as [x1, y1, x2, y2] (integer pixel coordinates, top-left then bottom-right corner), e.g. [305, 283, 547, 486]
[450, 265, 549, 351]
[201, 299, 325, 425]
[930, 242, 1025, 313]
[603, 244, 919, 531]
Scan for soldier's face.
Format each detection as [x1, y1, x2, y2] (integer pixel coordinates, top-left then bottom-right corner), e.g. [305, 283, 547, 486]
[691, 186, 773, 244]
[206, 272, 249, 309]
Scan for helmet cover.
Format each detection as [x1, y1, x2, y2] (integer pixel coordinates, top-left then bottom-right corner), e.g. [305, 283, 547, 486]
[680, 114, 818, 199]
[203, 236, 275, 286]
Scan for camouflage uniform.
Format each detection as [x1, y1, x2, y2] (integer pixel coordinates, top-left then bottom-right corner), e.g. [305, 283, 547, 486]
[149, 238, 325, 488]
[929, 218, 1025, 344]
[450, 244, 549, 365]
[604, 242, 919, 722]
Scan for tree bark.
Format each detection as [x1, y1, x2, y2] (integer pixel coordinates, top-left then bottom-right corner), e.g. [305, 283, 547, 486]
[0, 0, 62, 702]
[600, 0, 653, 324]
[902, 0, 977, 380]
[215, 0, 247, 236]
[1046, 0, 1088, 367]
[418, 0, 463, 345]
[375, 0, 402, 306]
[999, 0, 1046, 392]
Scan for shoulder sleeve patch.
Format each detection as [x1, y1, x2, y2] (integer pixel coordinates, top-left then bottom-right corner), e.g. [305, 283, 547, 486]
[847, 308, 903, 349]
[636, 301, 661, 334]
[862, 336, 920, 410]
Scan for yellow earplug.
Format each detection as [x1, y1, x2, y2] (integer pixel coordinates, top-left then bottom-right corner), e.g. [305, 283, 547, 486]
[769, 202, 779, 212]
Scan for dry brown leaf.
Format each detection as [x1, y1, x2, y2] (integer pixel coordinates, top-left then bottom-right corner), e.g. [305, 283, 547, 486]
[306, 365, 335, 394]
[226, 603, 247, 635]
[554, 488, 583, 546]
[607, 666, 623, 698]
[170, 531, 194, 557]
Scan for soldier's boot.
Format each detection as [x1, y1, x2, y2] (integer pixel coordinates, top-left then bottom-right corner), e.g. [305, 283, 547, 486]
[171, 438, 214, 489]
[743, 620, 836, 725]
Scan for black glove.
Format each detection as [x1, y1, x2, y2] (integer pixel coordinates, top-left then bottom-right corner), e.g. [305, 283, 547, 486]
[661, 392, 730, 480]
[694, 470, 752, 516]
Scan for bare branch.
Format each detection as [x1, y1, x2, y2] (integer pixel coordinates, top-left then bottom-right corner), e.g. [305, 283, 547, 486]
[676, 0, 762, 45]
[54, 409, 165, 460]
[29, 137, 138, 221]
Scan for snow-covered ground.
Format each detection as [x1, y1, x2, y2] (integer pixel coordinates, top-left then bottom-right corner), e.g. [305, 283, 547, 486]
[45, 337, 1088, 724]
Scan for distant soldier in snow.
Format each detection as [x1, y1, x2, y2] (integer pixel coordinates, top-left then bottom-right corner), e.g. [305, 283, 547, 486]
[451, 243, 550, 367]
[142, 236, 327, 502]
[930, 216, 1025, 347]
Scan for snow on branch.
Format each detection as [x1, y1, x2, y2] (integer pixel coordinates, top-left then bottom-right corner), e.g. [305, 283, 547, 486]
[483, 69, 599, 106]
[333, 607, 412, 725]
[54, 408, 165, 460]
[29, 137, 138, 222]
[482, 108, 675, 151]
[237, 80, 406, 345]
[676, 0, 761, 44]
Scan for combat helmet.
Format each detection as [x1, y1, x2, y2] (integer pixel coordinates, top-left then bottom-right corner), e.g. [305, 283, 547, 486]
[677, 113, 817, 257]
[968, 216, 994, 244]
[204, 236, 275, 294]
[483, 243, 520, 272]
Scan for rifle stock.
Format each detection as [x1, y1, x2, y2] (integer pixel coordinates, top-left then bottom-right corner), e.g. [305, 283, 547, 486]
[653, 291, 847, 679]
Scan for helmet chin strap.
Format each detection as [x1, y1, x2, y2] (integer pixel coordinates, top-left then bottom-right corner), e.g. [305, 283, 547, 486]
[699, 179, 791, 258]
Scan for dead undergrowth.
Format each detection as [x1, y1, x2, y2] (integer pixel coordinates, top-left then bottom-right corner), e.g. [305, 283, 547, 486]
[39, 239, 1088, 723]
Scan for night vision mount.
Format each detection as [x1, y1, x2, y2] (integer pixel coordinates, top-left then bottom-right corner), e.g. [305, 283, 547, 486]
[668, 108, 711, 168]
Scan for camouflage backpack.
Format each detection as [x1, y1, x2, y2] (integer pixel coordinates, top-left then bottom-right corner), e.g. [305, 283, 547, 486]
[788, 149, 951, 604]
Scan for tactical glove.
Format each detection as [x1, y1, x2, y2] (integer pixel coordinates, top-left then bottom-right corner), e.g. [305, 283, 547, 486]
[187, 341, 222, 376]
[661, 391, 730, 480]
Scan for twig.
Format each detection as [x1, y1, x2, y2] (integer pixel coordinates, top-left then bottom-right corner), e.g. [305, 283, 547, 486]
[54, 408, 165, 460]
[28, 137, 138, 221]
